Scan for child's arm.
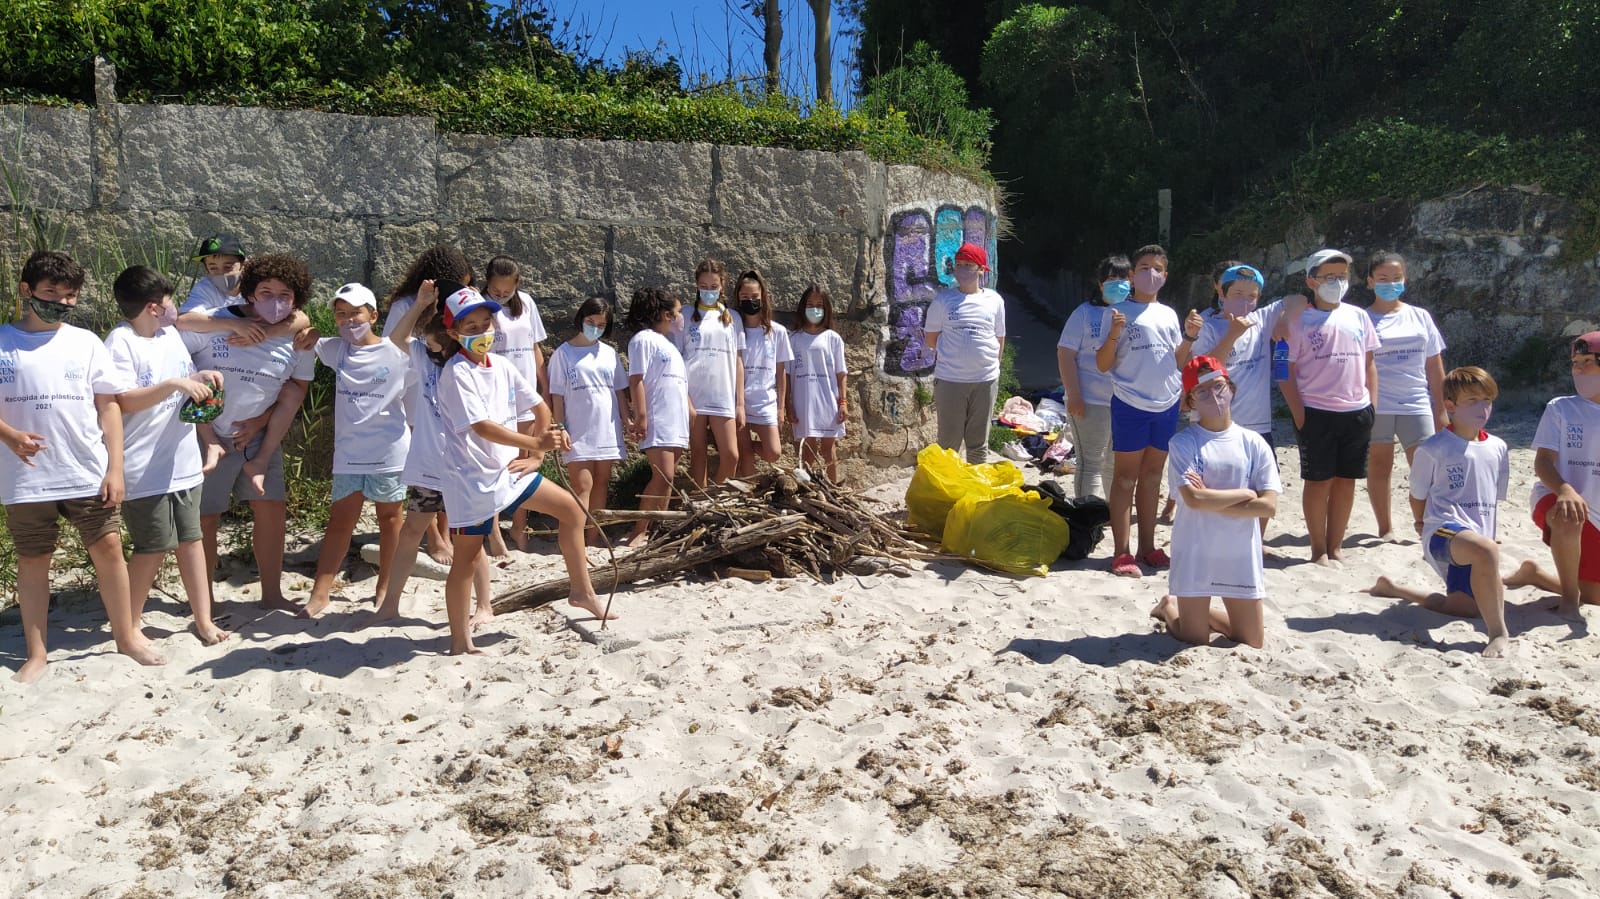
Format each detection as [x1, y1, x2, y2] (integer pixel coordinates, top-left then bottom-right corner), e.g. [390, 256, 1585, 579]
[240, 378, 311, 494]
[1215, 489, 1278, 520]
[734, 350, 747, 426]
[1057, 347, 1084, 415]
[473, 414, 566, 456]
[96, 393, 126, 505]
[628, 374, 649, 441]
[1095, 309, 1126, 373]
[1365, 352, 1378, 408]
[388, 280, 437, 350]
[1178, 481, 1258, 512]
[548, 392, 566, 431]
[835, 369, 848, 424]
[264, 309, 311, 341]
[775, 361, 788, 429]
[1202, 314, 1256, 365]
[1410, 495, 1427, 536]
[1535, 448, 1590, 524]
[179, 308, 264, 345]
[1278, 361, 1305, 430]
[534, 344, 548, 399]
[0, 417, 46, 465]
[1425, 353, 1447, 432]
[117, 370, 223, 415]
[1175, 309, 1203, 367]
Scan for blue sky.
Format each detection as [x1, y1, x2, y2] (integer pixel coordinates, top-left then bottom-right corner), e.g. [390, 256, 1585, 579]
[537, 0, 859, 106]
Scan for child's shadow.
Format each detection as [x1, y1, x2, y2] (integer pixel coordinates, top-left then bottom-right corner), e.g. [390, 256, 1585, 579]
[998, 633, 1186, 668]
[1286, 598, 1588, 652]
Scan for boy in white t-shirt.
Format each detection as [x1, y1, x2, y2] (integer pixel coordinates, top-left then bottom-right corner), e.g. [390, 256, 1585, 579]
[302, 283, 413, 619]
[925, 242, 1006, 465]
[1278, 248, 1380, 565]
[0, 251, 166, 682]
[1150, 355, 1280, 648]
[107, 266, 229, 646]
[1366, 366, 1511, 657]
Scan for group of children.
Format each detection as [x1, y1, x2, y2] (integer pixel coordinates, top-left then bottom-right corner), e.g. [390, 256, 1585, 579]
[1056, 244, 1600, 656]
[1, 239, 852, 682]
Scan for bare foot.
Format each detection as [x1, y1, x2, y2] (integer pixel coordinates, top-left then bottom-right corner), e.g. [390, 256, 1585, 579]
[1365, 576, 1401, 599]
[201, 443, 226, 475]
[1315, 557, 1343, 569]
[568, 595, 618, 621]
[195, 623, 232, 645]
[623, 531, 650, 549]
[448, 642, 491, 656]
[470, 605, 495, 628]
[1503, 559, 1542, 589]
[13, 657, 47, 684]
[118, 639, 168, 667]
[1483, 635, 1510, 659]
[259, 595, 302, 613]
[298, 594, 333, 619]
[487, 528, 509, 559]
[1551, 597, 1584, 620]
[427, 544, 454, 567]
[1149, 594, 1176, 622]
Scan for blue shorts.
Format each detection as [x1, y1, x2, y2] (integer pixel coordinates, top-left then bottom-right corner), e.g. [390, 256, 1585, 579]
[332, 472, 406, 504]
[1110, 396, 1180, 453]
[449, 473, 544, 538]
[1426, 521, 1475, 597]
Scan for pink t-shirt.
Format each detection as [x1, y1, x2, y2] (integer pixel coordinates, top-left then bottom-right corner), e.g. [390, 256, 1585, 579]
[1286, 304, 1379, 412]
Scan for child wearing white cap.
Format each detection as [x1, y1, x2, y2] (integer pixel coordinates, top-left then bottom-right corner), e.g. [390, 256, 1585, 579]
[301, 283, 413, 619]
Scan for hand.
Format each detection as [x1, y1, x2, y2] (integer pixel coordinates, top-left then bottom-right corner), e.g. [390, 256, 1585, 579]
[836, 403, 848, 425]
[2, 429, 46, 465]
[1435, 413, 1451, 434]
[1282, 294, 1309, 322]
[1555, 485, 1590, 526]
[1066, 395, 1086, 417]
[231, 412, 270, 451]
[1184, 468, 1206, 490]
[100, 471, 125, 507]
[785, 406, 799, 426]
[292, 327, 319, 352]
[544, 428, 573, 453]
[196, 370, 225, 390]
[736, 405, 747, 428]
[1184, 309, 1203, 341]
[1291, 410, 1305, 431]
[171, 377, 214, 402]
[418, 279, 438, 309]
[1108, 309, 1126, 337]
[242, 456, 270, 496]
[1414, 519, 1425, 537]
[1224, 312, 1255, 340]
[509, 454, 544, 476]
[225, 320, 267, 347]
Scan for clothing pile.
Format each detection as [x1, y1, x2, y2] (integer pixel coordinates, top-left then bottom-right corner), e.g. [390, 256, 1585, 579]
[992, 394, 1075, 473]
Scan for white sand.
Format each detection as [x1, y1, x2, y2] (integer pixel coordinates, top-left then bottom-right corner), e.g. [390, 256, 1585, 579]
[2, 406, 1599, 898]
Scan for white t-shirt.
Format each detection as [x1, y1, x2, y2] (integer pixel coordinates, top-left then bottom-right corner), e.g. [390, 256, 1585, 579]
[493, 294, 549, 389]
[548, 340, 629, 462]
[1531, 395, 1600, 531]
[180, 276, 235, 313]
[182, 309, 316, 439]
[629, 330, 690, 451]
[1286, 303, 1380, 413]
[400, 340, 449, 491]
[1167, 424, 1281, 599]
[380, 294, 416, 339]
[788, 329, 847, 440]
[1411, 428, 1508, 570]
[925, 287, 1006, 384]
[0, 324, 122, 505]
[104, 323, 205, 501]
[1056, 303, 1115, 408]
[1368, 304, 1445, 416]
[436, 354, 542, 528]
[1108, 301, 1182, 412]
[315, 338, 413, 475]
[742, 323, 794, 426]
[1193, 300, 1285, 435]
[675, 307, 746, 418]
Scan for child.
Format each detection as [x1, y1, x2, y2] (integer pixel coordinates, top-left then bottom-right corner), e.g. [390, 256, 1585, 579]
[1366, 366, 1511, 657]
[735, 269, 793, 477]
[1278, 248, 1380, 565]
[1193, 265, 1284, 451]
[484, 256, 553, 551]
[181, 253, 316, 613]
[548, 296, 632, 544]
[0, 251, 165, 682]
[181, 234, 247, 312]
[1055, 256, 1123, 499]
[106, 265, 229, 646]
[380, 244, 476, 564]
[1095, 244, 1182, 577]
[1502, 332, 1600, 619]
[786, 285, 848, 484]
[1164, 260, 1243, 522]
[924, 243, 1006, 465]
[678, 258, 746, 485]
[370, 279, 494, 627]
[436, 284, 612, 654]
[625, 287, 692, 547]
[1365, 251, 1447, 539]
[1150, 356, 1280, 648]
[301, 283, 412, 619]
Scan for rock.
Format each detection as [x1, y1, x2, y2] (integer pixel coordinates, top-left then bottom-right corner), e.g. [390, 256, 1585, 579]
[611, 864, 663, 896]
[0, 106, 95, 211]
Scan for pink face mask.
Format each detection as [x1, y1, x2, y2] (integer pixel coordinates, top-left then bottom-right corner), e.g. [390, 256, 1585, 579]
[1133, 268, 1167, 295]
[157, 301, 179, 328]
[1452, 400, 1492, 433]
[253, 296, 293, 325]
[1221, 296, 1255, 318]
[1575, 371, 1600, 401]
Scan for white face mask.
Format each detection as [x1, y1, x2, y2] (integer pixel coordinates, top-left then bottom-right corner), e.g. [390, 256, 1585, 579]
[804, 307, 825, 324]
[1316, 278, 1349, 306]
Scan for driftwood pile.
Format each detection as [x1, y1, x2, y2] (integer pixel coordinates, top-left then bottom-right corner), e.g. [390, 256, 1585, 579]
[492, 471, 938, 615]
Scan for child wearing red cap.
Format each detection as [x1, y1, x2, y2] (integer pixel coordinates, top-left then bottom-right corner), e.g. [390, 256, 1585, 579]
[924, 243, 1006, 465]
[1150, 355, 1280, 649]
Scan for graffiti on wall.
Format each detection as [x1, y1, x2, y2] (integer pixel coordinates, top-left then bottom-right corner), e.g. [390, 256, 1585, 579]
[883, 204, 997, 378]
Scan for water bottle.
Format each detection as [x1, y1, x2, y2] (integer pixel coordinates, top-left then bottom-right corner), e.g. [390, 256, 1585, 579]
[1272, 339, 1290, 382]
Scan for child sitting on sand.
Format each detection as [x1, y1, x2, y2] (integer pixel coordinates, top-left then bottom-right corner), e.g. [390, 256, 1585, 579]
[1365, 366, 1512, 657]
[1150, 355, 1280, 649]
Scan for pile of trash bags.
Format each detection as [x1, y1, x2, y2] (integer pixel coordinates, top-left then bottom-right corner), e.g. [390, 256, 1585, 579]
[992, 394, 1074, 474]
[905, 445, 1109, 576]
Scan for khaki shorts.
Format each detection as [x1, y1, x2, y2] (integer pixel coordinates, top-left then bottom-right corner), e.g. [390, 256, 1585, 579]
[123, 486, 203, 554]
[201, 432, 286, 515]
[4, 496, 122, 558]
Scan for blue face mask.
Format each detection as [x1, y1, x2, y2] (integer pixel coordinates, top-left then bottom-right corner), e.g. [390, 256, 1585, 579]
[1373, 281, 1406, 302]
[582, 323, 604, 342]
[1101, 280, 1132, 304]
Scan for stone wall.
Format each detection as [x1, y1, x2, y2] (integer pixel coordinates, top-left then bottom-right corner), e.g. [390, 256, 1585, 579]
[0, 76, 998, 482]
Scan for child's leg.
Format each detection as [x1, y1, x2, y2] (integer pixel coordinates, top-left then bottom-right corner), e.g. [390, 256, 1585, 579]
[371, 507, 434, 622]
[426, 511, 453, 565]
[1453, 531, 1510, 656]
[85, 530, 165, 667]
[962, 381, 997, 465]
[708, 415, 740, 484]
[1149, 595, 1213, 645]
[1326, 476, 1357, 560]
[1108, 450, 1142, 558]
[127, 550, 164, 626]
[1367, 438, 1397, 537]
[689, 415, 711, 487]
[737, 426, 759, 478]
[173, 539, 228, 644]
[578, 460, 616, 545]
[445, 531, 487, 654]
[373, 499, 404, 603]
[627, 448, 678, 546]
[1367, 576, 1446, 607]
[1504, 558, 1562, 593]
[249, 499, 297, 612]
[568, 461, 597, 534]
[471, 549, 495, 626]
[1134, 447, 1167, 557]
[487, 514, 509, 557]
[303, 491, 367, 618]
[14, 552, 53, 683]
[521, 481, 615, 620]
[509, 506, 533, 552]
[1303, 479, 1333, 563]
[1546, 511, 1586, 616]
[819, 438, 838, 484]
[200, 513, 223, 587]
[1218, 598, 1265, 648]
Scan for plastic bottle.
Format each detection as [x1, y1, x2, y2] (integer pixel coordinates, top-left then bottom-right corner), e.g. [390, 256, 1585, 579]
[1272, 339, 1290, 382]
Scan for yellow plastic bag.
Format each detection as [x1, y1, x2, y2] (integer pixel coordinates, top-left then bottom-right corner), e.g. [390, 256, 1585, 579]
[905, 445, 1024, 539]
[942, 490, 1071, 577]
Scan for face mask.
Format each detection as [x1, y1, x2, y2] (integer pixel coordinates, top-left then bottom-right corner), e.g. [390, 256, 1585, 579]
[1194, 384, 1232, 419]
[460, 329, 496, 356]
[157, 301, 179, 328]
[1133, 269, 1166, 295]
[208, 272, 242, 295]
[1452, 400, 1492, 433]
[1101, 280, 1132, 304]
[954, 266, 981, 286]
[738, 299, 762, 317]
[582, 323, 605, 342]
[339, 320, 372, 344]
[28, 297, 73, 325]
[253, 297, 293, 324]
[697, 289, 721, 308]
[804, 307, 825, 324]
[1221, 296, 1255, 318]
[1373, 281, 1405, 302]
[1574, 371, 1600, 400]
[1316, 278, 1349, 305]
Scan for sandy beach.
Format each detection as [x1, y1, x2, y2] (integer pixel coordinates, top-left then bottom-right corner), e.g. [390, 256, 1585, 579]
[2, 401, 1599, 898]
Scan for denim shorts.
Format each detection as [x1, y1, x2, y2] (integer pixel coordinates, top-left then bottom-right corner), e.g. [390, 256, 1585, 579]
[332, 472, 406, 504]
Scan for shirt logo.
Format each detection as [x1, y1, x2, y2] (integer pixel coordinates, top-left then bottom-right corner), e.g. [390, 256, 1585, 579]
[1445, 463, 1465, 491]
[64, 364, 84, 381]
[375, 366, 391, 383]
[1306, 328, 1327, 354]
[1568, 423, 1584, 449]
[0, 356, 15, 385]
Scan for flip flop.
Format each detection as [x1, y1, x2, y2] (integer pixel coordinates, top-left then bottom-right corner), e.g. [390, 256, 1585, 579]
[1110, 552, 1142, 578]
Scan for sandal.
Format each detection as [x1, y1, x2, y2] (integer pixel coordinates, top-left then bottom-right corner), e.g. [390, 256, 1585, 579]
[1138, 548, 1171, 569]
[1110, 553, 1142, 578]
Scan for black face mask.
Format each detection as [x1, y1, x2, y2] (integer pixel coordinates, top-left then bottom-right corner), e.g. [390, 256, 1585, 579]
[28, 297, 74, 325]
[738, 299, 762, 318]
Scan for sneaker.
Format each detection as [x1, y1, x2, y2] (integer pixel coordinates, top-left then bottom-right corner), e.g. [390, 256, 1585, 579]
[1000, 441, 1032, 462]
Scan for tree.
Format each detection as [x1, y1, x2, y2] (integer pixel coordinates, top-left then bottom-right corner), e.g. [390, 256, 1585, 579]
[809, 0, 833, 104]
[762, 0, 782, 95]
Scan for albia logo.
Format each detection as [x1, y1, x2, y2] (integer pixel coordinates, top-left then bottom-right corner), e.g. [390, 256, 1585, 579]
[375, 366, 390, 383]
[64, 364, 84, 381]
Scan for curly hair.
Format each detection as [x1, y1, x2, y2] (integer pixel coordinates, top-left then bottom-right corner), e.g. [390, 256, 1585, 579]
[240, 253, 312, 308]
[20, 250, 86, 291]
[626, 286, 679, 334]
[387, 244, 473, 314]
